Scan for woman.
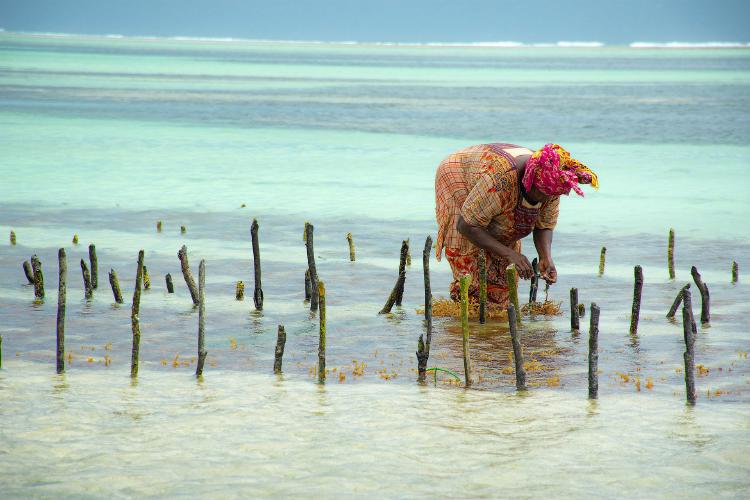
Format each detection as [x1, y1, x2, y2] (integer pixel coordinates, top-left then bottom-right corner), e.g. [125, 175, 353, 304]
[435, 143, 598, 306]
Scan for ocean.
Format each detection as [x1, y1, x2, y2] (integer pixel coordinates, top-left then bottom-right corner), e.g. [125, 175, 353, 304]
[1, 32, 749, 497]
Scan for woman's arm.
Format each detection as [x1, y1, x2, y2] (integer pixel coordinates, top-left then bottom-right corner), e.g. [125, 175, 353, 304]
[533, 228, 557, 283]
[456, 214, 533, 279]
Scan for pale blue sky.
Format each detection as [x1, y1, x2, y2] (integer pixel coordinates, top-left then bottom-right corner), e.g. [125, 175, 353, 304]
[1, 0, 748, 44]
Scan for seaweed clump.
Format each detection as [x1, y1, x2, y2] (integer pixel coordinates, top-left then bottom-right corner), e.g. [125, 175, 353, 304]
[419, 297, 561, 320]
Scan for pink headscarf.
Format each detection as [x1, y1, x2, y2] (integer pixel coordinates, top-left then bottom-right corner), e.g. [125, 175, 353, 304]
[522, 144, 599, 197]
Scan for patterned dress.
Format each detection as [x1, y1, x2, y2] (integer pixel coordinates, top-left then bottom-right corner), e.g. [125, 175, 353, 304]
[435, 143, 559, 306]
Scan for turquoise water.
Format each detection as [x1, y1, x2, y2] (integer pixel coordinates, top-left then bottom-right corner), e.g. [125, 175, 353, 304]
[1, 32, 749, 497]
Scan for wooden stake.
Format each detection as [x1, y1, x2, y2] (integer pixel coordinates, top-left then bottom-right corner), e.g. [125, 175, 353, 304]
[108, 269, 124, 304]
[56, 248, 66, 374]
[690, 266, 710, 324]
[31, 255, 44, 299]
[505, 264, 521, 326]
[479, 250, 487, 324]
[529, 257, 539, 304]
[304, 269, 311, 301]
[130, 250, 144, 378]
[72, 234, 78, 245]
[235, 280, 244, 300]
[22, 261, 34, 284]
[578, 303, 586, 318]
[598, 247, 606, 276]
[395, 239, 409, 306]
[143, 265, 151, 290]
[422, 236, 433, 352]
[460, 274, 472, 387]
[274, 325, 286, 374]
[731, 261, 738, 284]
[156, 220, 162, 232]
[416, 334, 428, 383]
[346, 232, 356, 261]
[196, 260, 207, 377]
[666, 283, 690, 318]
[681, 287, 697, 405]
[317, 280, 326, 383]
[165, 273, 174, 293]
[379, 240, 408, 314]
[88, 244, 98, 289]
[180, 225, 186, 234]
[9, 230, 16, 245]
[588, 303, 600, 399]
[668, 228, 675, 280]
[80, 259, 93, 300]
[0, 335, 2, 369]
[305, 222, 319, 312]
[178, 245, 200, 306]
[570, 287, 580, 330]
[507, 303, 526, 391]
[251, 218, 263, 310]
[629, 265, 644, 335]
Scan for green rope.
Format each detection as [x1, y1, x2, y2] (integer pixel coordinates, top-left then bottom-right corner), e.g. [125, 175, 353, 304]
[426, 367, 461, 386]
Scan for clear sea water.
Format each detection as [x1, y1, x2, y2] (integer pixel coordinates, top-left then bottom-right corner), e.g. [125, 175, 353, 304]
[1, 33, 749, 497]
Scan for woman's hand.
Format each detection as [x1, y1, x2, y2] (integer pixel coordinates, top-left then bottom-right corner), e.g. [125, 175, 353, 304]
[507, 250, 533, 280]
[539, 257, 557, 284]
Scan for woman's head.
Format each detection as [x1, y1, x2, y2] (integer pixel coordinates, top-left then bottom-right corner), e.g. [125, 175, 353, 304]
[522, 144, 598, 197]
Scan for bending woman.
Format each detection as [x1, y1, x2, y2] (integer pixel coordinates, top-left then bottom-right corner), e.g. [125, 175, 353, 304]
[434, 143, 598, 306]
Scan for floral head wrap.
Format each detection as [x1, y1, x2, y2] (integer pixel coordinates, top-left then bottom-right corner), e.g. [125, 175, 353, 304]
[522, 144, 599, 197]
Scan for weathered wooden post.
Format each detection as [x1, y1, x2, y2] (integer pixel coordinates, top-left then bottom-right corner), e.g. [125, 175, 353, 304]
[305, 222, 319, 312]
[598, 247, 606, 276]
[588, 303, 600, 399]
[196, 260, 207, 377]
[346, 232, 356, 261]
[479, 250, 487, 324]
[395, 239, 409, 306]
[156, 220, 162, 232]
[130, 250, 144, 378]
[460, 274, 472, 387]
[668, 229, 675, 280]
[165, 273, 174, 293]
[682, 287, 697, 405]
[317, 280, 326, 383]
[22, 261, 34, 284]
[690, 266, 710, 324]
[416, 334, 428, 383]
[304, 269, 312, 301]
[732, 261, 739, 284]
[379, 240, 409, 314]
[274, 325, 286, 374]
[56, 248, 67, 374]
[629, 265, 644, 335]
[72, 234, 79, 245]
[180, 225, 186, 234]
[80, 259, 93, 299]
[666, 283, 690, 318]
[251, 218, 263, 310]
[108, 269, 124, 304]
[529, 257, 539, 303]
[505, 264, 521, 326]
[235, 281, 244, 300]
[507, 303, 527, 391]
[9, 230, 16, 245]
[88, 244, 98, 289]
[31, 255, 44, 299]
[570, 287, 580, 330]
[143, 265, 151, 290]
[423, 236, 433, 350]
[178, 245, 200, 306]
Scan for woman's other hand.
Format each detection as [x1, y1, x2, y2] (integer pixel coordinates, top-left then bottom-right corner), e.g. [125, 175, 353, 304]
[507, 250, 533, 280]
[540, 258, 557, 283]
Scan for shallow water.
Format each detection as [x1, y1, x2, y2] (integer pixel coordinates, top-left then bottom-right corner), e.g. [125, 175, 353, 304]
[1, 33, 749, 497]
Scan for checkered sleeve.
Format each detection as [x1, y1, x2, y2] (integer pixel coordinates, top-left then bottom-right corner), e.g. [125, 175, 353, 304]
[460, 170, 515, 228]
[535, 195, 560, 230]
